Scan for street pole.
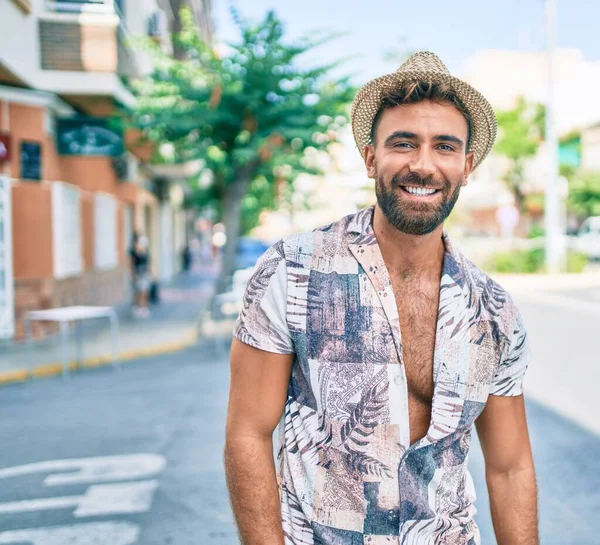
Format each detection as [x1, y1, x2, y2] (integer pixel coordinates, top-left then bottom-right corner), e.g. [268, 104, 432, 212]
[544, 0, 566, 273]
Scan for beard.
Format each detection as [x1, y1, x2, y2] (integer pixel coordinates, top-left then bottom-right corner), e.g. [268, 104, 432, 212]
[375, 171, 463, 236]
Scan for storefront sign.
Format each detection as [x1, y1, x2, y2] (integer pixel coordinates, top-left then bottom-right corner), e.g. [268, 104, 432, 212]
[0, 133, 10, 163]
[57, 117, 124, 157]
[20, 141, 42, 181]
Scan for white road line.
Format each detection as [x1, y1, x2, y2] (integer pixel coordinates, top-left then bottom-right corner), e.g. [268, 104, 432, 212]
[0, 480, 158, 517]
[0, 454, 166, 486]
[0, 495, 79, 515]
[0, 522, 139, 545]
[75, 480, 158, 517]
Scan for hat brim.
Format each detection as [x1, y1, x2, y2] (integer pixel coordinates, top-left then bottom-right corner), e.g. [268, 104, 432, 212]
[351, 70, 497, 169]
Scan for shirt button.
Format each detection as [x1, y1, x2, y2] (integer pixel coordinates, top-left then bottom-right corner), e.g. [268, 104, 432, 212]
[394, 375, 402, 386]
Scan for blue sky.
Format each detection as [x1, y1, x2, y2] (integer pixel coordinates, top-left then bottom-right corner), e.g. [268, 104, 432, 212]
[213, 0, 600, 84]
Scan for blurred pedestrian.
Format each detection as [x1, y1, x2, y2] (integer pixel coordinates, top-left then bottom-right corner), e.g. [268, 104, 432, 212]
[181, 243, 192, 273]
[129, 232, 151, 318]
[225, 52, 538, 545]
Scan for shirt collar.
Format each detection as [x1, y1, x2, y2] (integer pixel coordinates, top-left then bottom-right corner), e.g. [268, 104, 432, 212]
[346, 205, 464, 282]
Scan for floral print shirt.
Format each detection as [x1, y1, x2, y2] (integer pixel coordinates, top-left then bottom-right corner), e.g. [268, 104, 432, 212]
[234, 206, 531, 545]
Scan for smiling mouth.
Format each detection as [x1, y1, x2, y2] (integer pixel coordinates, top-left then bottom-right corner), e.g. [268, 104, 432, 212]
[399, 185, 441, 197]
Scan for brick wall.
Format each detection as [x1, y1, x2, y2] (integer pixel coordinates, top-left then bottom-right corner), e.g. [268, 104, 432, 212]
[13, 267, 128, 339]
[12, 183, 54, 280]
[4, 99, 154, 341]
[81, 192, 94, 270]
[61, 156, 120, 195]
[39, 20, 117, 73]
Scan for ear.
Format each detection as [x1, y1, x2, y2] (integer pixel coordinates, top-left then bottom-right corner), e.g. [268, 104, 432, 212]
[364, 144, 377, 179]
[462, 151, 475, 186]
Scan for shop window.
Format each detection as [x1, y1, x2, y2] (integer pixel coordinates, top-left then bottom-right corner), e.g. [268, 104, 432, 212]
[94, 192, 118, 270]
[52, 182, 82, 279]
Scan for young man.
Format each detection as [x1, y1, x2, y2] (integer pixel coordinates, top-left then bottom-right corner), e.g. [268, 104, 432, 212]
[225, 52, 538, 545]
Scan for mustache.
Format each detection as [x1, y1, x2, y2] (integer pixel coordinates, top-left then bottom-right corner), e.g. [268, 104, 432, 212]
[389, 172, 448, 190]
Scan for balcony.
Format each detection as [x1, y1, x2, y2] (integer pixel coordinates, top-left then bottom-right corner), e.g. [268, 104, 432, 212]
[44, 1, 122, 14]
[37, 0, 143, 113]
[40, 2, 120, 72]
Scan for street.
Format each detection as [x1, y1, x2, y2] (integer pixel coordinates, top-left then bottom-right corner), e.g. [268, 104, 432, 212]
[1, 291, 600, 545]
[0, 343, 236, 545]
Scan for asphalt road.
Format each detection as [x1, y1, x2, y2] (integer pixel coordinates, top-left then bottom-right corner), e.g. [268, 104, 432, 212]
[0, 317, 599, 544]
[0, 343, 236, 545]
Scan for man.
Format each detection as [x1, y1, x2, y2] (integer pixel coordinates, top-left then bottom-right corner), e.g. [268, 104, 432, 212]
[225, 51, 538, 545]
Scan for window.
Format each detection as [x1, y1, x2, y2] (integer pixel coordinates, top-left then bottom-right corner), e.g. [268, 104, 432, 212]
[0, 176, 14, 339]
[52, 182, 82, 279]
[94, 192, 118, 270]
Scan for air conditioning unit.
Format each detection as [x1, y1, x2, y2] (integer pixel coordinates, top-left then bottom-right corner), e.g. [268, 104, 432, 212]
[148, 9, 168, 37]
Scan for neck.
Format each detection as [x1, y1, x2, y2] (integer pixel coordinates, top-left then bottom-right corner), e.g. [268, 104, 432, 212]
[372, 205, 446, 279]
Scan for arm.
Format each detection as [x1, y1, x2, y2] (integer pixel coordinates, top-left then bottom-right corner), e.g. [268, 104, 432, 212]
[475, 394, 538, 545]
[225, 338, 294, 545]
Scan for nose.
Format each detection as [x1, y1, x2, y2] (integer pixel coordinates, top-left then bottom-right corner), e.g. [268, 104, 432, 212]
[408, 147, 436, 179]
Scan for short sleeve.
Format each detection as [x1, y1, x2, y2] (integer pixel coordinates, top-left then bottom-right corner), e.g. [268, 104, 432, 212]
[233, 240, 294, 355]
[490, 308, 532, 396]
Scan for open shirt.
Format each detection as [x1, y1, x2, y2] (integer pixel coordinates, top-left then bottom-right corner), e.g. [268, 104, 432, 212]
[234, 206, 531, 545]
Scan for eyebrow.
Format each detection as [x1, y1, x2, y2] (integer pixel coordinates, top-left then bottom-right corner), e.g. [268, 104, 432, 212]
[435, 134, 465, 148]
[384, 131, 418, 146]
[384, 131, 465, 149]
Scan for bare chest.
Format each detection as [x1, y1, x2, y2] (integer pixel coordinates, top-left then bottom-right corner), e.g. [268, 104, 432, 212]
[391, 280, 440, 405]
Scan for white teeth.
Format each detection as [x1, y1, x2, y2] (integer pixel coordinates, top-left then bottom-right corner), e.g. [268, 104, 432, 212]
[404, 186, 436, 196]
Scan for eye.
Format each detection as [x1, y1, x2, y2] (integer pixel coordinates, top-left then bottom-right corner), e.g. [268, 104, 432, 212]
[393, 142, 414, 149]
[437, 144, 455, 152]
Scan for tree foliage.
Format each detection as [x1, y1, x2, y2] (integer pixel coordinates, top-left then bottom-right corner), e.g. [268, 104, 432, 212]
[567, 170, 600, 218]
[129, 8, 354, 234]
[494, 97, 545, 213]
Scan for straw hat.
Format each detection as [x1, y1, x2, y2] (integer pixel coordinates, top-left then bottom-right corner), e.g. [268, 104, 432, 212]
[351, 51, 497, 169]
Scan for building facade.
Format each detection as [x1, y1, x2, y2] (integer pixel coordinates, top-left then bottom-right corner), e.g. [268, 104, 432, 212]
[455, 48, 600, 237]
[0, 0, 213, 340]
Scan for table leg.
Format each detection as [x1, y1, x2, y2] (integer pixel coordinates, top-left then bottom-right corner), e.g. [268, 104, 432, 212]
[59, 321, 69, 378]
[25, 317, 33, 371]
[75, 320, 83, 367]
[109, 312, 120, 370]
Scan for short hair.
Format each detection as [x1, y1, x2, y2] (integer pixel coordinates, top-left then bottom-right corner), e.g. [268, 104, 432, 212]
[369, 80, 472, 150]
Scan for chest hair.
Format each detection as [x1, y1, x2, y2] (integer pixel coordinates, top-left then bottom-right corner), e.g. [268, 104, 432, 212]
[391, 277, 439, 405]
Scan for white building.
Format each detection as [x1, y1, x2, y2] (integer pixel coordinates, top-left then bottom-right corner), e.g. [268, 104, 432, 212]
[455, 48, 600, 233]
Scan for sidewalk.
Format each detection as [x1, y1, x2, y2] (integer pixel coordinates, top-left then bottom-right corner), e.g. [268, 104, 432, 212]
[491, 270, 600, 293]
[0, 261, 218, 385]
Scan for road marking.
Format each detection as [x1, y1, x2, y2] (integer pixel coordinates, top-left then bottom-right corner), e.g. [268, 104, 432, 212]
[0, 480, 158, 517]
[0, 454, 166, 486]
[76, 480, 158, 517]
[0, 521, 139, 545]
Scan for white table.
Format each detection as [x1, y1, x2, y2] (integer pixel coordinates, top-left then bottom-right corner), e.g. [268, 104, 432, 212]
[25, 306, 120, 376]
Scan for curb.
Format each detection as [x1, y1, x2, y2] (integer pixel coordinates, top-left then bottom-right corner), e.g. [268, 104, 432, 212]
[0, 328, 198, 387]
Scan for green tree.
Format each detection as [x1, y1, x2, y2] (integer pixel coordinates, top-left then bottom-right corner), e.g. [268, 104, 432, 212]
[129, 8, 354, 292]
[494, 97, 545, 214]
[567, 170, 600, 219]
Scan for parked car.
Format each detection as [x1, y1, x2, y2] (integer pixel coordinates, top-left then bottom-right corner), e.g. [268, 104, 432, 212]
[235, 237, 271, 271]
[574, 216, 600, 261]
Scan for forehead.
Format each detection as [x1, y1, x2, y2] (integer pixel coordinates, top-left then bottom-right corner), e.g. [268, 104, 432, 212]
[375, 100, 469, 141]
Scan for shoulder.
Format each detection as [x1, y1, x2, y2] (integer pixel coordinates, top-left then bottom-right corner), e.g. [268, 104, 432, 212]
[279, 212, 356, 265]
[456, 249, 523, 336]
